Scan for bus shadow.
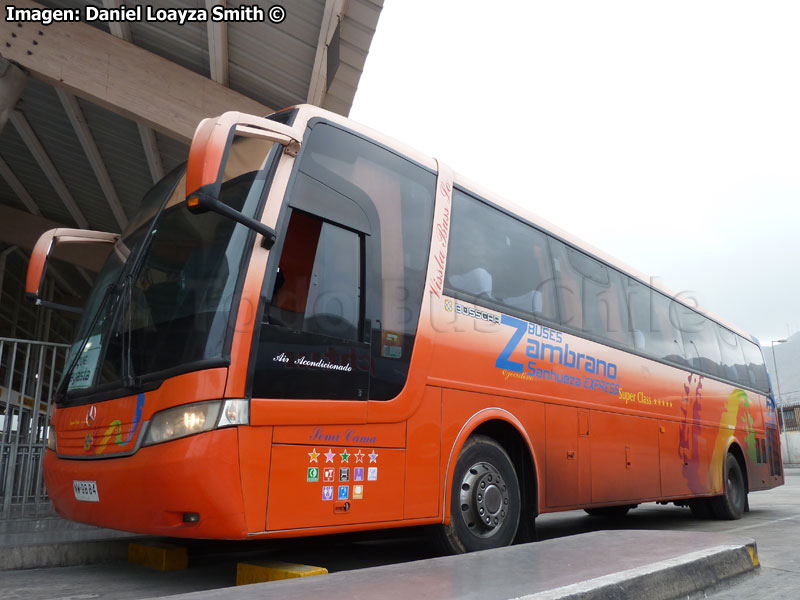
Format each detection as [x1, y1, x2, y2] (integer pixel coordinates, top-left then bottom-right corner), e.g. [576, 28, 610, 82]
[532, 503, 734, 543]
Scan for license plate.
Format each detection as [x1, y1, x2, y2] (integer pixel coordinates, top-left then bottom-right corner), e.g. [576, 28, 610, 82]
[73, 480, 99, 502]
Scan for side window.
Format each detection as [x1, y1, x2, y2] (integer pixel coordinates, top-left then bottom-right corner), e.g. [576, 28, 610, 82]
[269, 211, 361, 341]
[627, 280, 765, 391]
[445, 190, 558, 322]
[549, 239, 632, 347]
[742, 340, 769, 394]
[253, 210, 369, 400]
[674, 305, 722, 377]
[252, 122, 435, 401]
[625, 278, 687, 364]
[716, 325, 749, 386]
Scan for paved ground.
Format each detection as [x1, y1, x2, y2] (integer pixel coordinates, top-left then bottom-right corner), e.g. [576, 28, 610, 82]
[1, 469, 798, 600]
[703, 470, 800, 599]
[533, 469, 800, 599]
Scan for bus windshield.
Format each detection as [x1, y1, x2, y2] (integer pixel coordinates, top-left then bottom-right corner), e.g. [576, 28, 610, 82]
[59, 138, 277, 403]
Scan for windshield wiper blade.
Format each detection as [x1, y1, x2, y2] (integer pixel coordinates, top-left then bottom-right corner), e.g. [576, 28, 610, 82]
[119, 272, 142, 390]
[56, 281, 121, 402]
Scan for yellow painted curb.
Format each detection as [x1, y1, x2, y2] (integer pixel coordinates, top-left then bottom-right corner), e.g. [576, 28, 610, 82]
[747, 544, 760, 567]
[236, 560, 328, 585]
[128, 541, 188, 571]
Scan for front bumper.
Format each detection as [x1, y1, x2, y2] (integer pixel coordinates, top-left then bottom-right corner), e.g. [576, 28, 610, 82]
[44, 428, 248, 539]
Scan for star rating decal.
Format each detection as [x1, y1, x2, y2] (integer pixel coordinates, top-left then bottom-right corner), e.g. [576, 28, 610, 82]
[307, 444, 384, 505]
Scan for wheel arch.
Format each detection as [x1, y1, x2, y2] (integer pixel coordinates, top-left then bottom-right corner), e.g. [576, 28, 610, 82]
[442, 408, 540, 525]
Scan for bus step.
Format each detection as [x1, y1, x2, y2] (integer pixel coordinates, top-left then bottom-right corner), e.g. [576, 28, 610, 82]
[236, 560, 328, 585]
[127, 541, 188, 571]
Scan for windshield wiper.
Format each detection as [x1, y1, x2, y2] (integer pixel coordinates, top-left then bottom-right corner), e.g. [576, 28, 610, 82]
[119, 271, 142, 390]
[56, 281, 121, 403]
[57, 169, 185, 402]
[115, 218, 164, 391]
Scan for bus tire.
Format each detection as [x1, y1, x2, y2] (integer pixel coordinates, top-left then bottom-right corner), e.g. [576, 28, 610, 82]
[437, 434, 521, 554]
[711, 453, 746, 520]
[584, 505, 633, 517]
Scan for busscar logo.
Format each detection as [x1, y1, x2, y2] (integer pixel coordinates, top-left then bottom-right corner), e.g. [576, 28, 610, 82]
[453, 302, 500, 325]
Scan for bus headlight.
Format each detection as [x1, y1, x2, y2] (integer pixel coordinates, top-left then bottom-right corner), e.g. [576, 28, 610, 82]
[143, 399, 249, 446]
[144, 401, 220, 446]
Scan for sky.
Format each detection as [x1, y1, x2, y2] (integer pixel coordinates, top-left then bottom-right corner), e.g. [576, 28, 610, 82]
[350, 0, 800, 346]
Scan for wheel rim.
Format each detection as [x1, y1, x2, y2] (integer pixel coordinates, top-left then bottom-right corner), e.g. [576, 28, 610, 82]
[459, 461, 510, 537]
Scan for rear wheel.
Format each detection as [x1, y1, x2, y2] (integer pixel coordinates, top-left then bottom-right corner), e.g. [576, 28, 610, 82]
[437, 435, 521, 554]
[711, 453, 746, 520]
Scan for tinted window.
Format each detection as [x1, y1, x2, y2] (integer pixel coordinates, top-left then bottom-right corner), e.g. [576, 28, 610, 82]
[716, 325, 749, 386]
[445, 190, 557, 321]
[625, 278, 687, 364]
[253, 123, 435, 400]
[269, 211, 361, 341]
[100, 170, 266, 386]
[62, 139, 276, 398]
[550, 239, 632, 347]
[742, 340, 769, 394]
[254, 210, 369, 400]
[673, 305, 722, 377]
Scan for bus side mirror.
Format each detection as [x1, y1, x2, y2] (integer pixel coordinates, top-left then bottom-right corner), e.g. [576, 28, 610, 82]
[26, 228, 119, 313]
[184, 111, 302, 250]
[186, 190, 278, 250]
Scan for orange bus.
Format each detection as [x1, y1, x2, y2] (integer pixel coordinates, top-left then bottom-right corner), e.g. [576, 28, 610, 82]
[27, 105, 783, 553]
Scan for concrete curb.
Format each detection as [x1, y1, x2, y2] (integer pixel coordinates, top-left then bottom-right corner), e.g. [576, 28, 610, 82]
[138, 531, 759, 600]
[522, 542, 759, 600]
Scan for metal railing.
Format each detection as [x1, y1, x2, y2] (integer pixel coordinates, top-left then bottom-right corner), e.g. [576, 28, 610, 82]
[0, 337, 69, 520]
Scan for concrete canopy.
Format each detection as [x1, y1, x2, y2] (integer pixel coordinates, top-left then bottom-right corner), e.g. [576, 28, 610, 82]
[0, 0, 382, 304]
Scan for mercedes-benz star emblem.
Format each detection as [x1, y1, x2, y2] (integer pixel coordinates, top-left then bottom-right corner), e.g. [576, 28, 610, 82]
[85, 405, 97, 426]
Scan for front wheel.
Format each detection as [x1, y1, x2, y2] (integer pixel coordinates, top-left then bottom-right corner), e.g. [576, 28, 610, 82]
[436, 435, 521, 554]
[711, 453, 746, 520]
